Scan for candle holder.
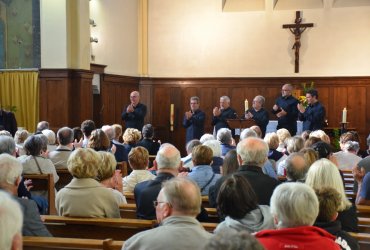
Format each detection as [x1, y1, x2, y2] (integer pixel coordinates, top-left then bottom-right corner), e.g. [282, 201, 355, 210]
[340, 122, 349, 135]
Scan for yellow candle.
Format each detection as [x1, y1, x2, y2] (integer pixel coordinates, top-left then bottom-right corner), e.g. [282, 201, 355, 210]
[170, 104, 174, 124]
[244, 99, 249, 112]
[342, 107, 347, 123]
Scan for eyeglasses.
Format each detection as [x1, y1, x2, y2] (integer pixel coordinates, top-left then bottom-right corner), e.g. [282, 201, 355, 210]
[153, 200, 171, 208]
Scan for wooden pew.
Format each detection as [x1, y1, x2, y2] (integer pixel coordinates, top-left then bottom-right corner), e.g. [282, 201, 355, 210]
[120, 203, 137, 219]
[201, 222, 218, 232]
[55, 168, 73, 191]
[349, 232, 370, 250]
[358, 205, 370, 217]
[23, 236, 124, 250]
[23, 173, 56, 215]
[42, 215, 156, 240]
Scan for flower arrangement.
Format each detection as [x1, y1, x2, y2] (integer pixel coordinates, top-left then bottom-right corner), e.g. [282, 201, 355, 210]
[298, 81, 315, 108]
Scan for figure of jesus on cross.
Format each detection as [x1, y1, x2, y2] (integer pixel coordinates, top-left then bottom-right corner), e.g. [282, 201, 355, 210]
[283, 11, 314, 73]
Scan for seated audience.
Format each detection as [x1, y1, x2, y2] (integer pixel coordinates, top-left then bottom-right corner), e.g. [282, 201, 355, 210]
[215, 174, 274, 233]
[311, 141, 338, 166]
[72, 127, 83, 143]
[0, 190, 23, 250]
[112, 124, 123, 144]
[18, 135, 59, 199]
[264, 132, 287, 168]
[134, 144, 180, 219]
[314, 187, 359, 250]
[199, 133, 215, 144]
[122, 128, 142, 160]
[0, 153, 51, 237]
[255, 182, 340, 250]
[124, 178, 212, 250]
[240, 128, 257, 140]
[122, 146, 155, 192]
[353, 166, 370, 205]
[209, 137, 280, 208]
[220, 149, 239, 176]
[310, 129, 331, 144]
[276, 128, 291, 153]
[102, 125, 126, 162]
[137, 124, 160, 155]
[181, 139, 201, 170]
[14, 129, 29, 156]
[306, 158, 358, 232]
[97, 151, 127, 205]
[285, 152, 309, 182]
[48, 127, 74, 169]
[56, 148, 120, 218]
[41, 129, 57, 152]
[81, 120, 96, 148]
[333, 140, 362, 170]
[301, 129, 311, 141]
[35, 121, 49, 134]
[299, 147, 319, 168]
[354, 154, 370, 193]
[217, 128, 236, 156]
[188, 145, 221, 195]
[277, 136, 304, 176]
[304, 136, 322, 148]
[87, 129, 112, 152]
[203, 139, 223, 174]
[205, 228, 265, 250]
[250, 125, 263, 138]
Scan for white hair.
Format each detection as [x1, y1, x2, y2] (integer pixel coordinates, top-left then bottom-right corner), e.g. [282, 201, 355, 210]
[220, 96, 230, 103]
[236, 138, 268, 167]
[203, 139, 222, 157]
[200, 133, 214, 144]
[217, 128, 232, 144]
[305, 158, 351, 211]
[156, 144, 181, 170]
[271, 182, 318, 229]
[0, 154, 22, 186]
[0, 190, 23, 250]
[101, 125, 115, 140]
[0, 136, 16, 155]
[240, 128, 257, 140]
[343, 141, 360, 153]
[41, 129, 56, 145]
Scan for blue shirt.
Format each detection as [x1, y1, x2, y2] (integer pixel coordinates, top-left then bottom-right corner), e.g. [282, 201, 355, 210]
[360, 172, 370, 200]
[188, 165, 221, 195]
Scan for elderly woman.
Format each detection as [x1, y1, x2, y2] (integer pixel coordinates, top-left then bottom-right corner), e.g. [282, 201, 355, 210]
[306, 158, 358, 232]
[14, 129, 29, 156]
[203, 139, 223, 174]
[255, 182, 340, 249]
[96, 151, 127, 205]
[87, 129, 111, 152]
[56, 148, 120, 218]
[333, 140, 362, 170]
[217, 128, 235, 157]
[215, 174, 274, 233]
[122, 146, 155, 192]
[122, 128, 142, 160]
[41, 129, 57, 152]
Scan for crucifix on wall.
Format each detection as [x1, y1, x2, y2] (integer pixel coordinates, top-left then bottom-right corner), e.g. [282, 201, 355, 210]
[282, 11, 314, 73]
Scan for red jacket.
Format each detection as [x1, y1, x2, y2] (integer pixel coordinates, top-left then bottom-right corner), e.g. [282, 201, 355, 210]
[255, 226, 340, 250]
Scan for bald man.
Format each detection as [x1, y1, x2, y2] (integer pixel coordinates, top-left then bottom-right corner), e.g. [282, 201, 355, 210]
[272, 84, 299, 136]
[121, 91, 147, 131]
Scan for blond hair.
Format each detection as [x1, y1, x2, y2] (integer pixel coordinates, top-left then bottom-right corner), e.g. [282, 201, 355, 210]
[96, 151, 117, 181]
[67, 148, 100, 178]
[122, 128, 142, 145]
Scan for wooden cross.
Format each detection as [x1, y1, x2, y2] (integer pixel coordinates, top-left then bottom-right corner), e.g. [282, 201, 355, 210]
[282, 11, 314, 73]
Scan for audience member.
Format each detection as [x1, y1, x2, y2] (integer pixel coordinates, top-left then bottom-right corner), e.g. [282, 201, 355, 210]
[353, 166, 370, 205]
[203, 139, 223, 174]
[48, 127, 74, 169]
[255, 182, 340, 249]
[245, 95, 269, 138]
[56, 148, 120, 218]
[112, 124, 124, 144]
[314, 187, 359, 250]
[0, 153, 51, 237]
[212, 96, 237, 136]
[299, 147, 319, 168]
[272, 84, 299, 136]
[41, 129, 57, 151]
[333, 140, 362, 170]
[205, 228, 265, 250]
[217, 128, 236, 156]
[122, 128, 142, 160]
[240, 128, 258, 140]
[14, 129, 29, 156]
[310, 129, 331, 144]
[121, 91, 147, 131]
[276, 128, 291, 153]
[181, 139, 201, 170]
[215, 174, 274, 233]
[136, 124, 160, 155]
[209, 137, 279, 208]
[277, 136, 304, 176]
[0, 190, 23, 250]
[72, 127, 83, 143]
[124, 178, 212, 250]
[81, 120, 96, 148]
[188, 145, 221, 195]
[96, 151, 127, 205]
[123, 146, 155, 192]
[87, 129, 112, 152]
[250, 125, 262, 138]
[102, 125, 126, 162]
[285, 152, 309, 182]
[183, 96, 206, 143]
[264, 132, 287, 168]
[301, 129, 311, 141]
[306, 158, 358, 232]
[134, 144, 180, 219]
[200, 133, 215, 144]
[36, 121, 49, 134]
[220, 149, 239, 176]
[304, 136, 322, 148]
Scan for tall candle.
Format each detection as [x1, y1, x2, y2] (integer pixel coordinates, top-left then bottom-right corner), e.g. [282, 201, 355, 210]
[170, 104, 174, 131]
[342, 107, 347, 123]
[244, 99, 249, 112]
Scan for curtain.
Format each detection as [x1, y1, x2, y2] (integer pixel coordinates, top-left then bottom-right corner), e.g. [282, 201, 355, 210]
[0, 71, 39, 132]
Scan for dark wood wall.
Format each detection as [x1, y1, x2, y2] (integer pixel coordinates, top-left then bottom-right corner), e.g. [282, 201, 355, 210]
[39, 70, 370, 156]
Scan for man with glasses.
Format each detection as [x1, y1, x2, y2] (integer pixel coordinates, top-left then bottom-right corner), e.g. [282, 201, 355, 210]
[183, 96, 205, 143]
[124, 178, 212, 250]
[121, 91, 147, 131]
[272, 84, 299, 136]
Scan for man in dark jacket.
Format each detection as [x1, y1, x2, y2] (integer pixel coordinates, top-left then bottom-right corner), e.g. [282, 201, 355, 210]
[183, 96, 205, 144]
[121, 91, 147, 131]
[297, 89, 326, 131]
[0, 108, 17, 136]
[212, 96, 237, 137]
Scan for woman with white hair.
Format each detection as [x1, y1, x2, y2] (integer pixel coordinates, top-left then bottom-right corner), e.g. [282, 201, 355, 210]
[255, 182, 339, 249]
[203, 139, 223, 174]
[306, 158, 358, 232]
[333, 140, 362, 170]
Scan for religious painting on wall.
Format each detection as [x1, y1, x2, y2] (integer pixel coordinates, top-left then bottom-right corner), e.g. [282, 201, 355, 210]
[0, 0, 40, 69]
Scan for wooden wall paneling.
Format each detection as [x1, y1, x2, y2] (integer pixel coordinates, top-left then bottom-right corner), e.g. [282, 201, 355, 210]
[348, 86, 366, 136]
[315, 86, 329, 125]
[139, 81, 153, 125]
[230, 87, 246, 118]
[170, 87, 183, 149]
[367, 85, 370, 138]
[332, 87, 348, 127]
[199, 87, 215, 134]
[152, 86, 171, 143]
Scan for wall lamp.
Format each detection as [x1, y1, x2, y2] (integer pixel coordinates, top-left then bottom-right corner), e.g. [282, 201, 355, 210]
[89, 19, 97, 27]
[90, 37, 98, 43]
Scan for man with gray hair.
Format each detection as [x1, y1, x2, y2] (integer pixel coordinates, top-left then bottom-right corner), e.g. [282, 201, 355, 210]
[255, 182, 339, 249]
[217, 128, 236, 156]
[134, 144, 181, 219]
[124, 178, 212, 250]
[183, 96, 205, 143]
[245, 95, 269, 138]
[285, 152, 309, 182]
[0, 135, 17, 156]
[212, 96, 237, 136]
[36, 120, 49, 134]
[181, 139, 202, 170]
[48, 127, 74, 169]
[0, 153, 52, 237]
[0, 190, 23, 250]
[209, 137, 279, 207]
